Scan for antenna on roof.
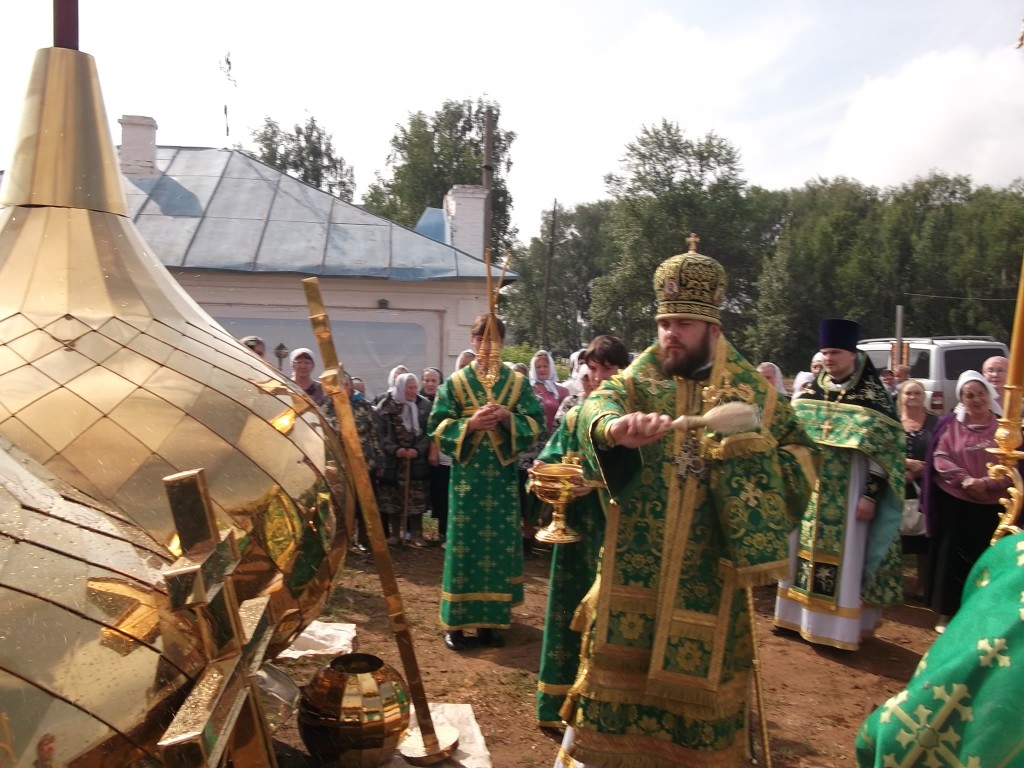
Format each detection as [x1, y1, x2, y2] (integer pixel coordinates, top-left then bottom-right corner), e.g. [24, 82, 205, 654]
[220, 51, 237, 138]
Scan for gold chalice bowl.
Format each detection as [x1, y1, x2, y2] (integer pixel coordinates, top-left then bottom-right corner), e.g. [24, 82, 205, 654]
[532, 458, 584, 544]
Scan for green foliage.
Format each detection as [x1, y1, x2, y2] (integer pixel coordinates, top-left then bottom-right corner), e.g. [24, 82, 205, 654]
[503, 200, 618, 356]
[362, 98, 517, 253]
[542, 119, 1024, 374]
[588, 121, 757, 352]
[249, 116, 355, 201]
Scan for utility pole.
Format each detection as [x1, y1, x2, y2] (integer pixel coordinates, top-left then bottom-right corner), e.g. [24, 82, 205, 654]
[481, 109, 494, 256]
[541, 200, 557, 350]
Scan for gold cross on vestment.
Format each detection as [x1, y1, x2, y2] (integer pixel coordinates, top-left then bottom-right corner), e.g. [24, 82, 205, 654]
[821, 419, 833, 439]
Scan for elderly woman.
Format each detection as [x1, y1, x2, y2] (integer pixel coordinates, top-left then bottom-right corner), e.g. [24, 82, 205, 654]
[757, 361, 788, 397]
[289, 347, 326, 406]
[923, 370, 1008, 633]
[375, 372, 432, 546]
[421, 367, 452, 544]
[897, 379, 939, 599]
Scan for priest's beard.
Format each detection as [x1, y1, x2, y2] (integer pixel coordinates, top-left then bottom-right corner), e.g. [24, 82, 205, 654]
[662, 324, 714, 379]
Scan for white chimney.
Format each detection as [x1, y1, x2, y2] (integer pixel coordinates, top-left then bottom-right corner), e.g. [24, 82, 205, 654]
[443, 185, 489, 260]
[118, 115, 158, 176]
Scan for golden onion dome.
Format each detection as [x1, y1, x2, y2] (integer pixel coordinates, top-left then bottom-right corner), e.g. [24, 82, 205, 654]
[0, 45, 350, 766]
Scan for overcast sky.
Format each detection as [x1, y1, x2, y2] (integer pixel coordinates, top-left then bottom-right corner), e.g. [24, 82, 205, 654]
[1, 1, 1022, 242]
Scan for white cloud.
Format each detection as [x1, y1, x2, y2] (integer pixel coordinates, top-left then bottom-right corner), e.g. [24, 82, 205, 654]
[819, 47, 1024, 188]
[1, 1, 1021, 241]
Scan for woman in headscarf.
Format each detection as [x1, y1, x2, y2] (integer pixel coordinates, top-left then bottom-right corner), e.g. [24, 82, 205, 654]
[518, 351, 569, 554]
[374, 365, 409, 406]
[375, 371, 432, 546]
[923, 370, 1009, 633]
[421, 367, 451, 544]
[289, 348, 327, 406]
[757, 361, 788, 397]
[529, 350, 569, 434]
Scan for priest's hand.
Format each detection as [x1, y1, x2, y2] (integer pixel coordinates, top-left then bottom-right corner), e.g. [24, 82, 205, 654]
[468, 404, 502, 431]
[607, 412, 673, 448]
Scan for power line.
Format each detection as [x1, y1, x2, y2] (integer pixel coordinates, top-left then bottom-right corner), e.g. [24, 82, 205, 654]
[904, 292, 1017, 302]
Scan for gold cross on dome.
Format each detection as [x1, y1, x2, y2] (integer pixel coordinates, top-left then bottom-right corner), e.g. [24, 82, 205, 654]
[687, 232, 700, 253]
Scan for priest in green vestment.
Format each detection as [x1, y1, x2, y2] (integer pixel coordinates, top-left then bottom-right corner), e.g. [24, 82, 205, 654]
[774, 318, 905, 651]
[556, 237, 817, 768]
[534, 335, 630, 727]
[428, 314, 544, 651]
[856, 530, 1024, 766]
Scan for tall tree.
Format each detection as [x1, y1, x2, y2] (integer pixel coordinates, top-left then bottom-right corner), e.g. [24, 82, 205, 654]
[739, 225, 797, 367]
[250, 116, 355, 201]
[362, 99, 517, 253]
[589, 121, 755, 351]
[503, 200, 617, 354]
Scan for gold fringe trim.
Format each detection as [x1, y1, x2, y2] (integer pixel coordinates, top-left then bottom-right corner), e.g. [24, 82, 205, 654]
[772, 616, 862, 650]
[704, 430, 776, 460]
[568, 726, 745, 768]
[441, 590, 514, 602]
[573, 665, 749, 720]
[732, 558, 789, 588]
[538, 681, 572, 695]
[776, 587, 863, 618]
[439, 620, 512, 630]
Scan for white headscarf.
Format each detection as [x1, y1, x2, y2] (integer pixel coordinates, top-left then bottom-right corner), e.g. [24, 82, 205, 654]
[455, 349, 476, 369]
[530, 350, 560, 397]
[757, 361, 788, 396]
[288, 347, 315, 372]
[393, 372, 421, 433]
[386, 365, 408, 396]
[954, 370, 1003, 421]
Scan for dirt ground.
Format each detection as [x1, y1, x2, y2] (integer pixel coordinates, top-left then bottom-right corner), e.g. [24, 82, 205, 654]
[273, 532, 937, 768]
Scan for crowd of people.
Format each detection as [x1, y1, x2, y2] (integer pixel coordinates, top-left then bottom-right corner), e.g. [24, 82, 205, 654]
[236, 240, 1019, 767]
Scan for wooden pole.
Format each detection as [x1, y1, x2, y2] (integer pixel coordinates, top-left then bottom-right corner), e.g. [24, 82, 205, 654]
[302, 278, 449, 760]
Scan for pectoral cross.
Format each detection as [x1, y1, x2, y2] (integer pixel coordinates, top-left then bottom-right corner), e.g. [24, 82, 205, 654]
[674, 435, 706, 481]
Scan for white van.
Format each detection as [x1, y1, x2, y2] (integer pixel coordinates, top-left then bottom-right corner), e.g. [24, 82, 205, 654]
[857, 336, 1008, 414]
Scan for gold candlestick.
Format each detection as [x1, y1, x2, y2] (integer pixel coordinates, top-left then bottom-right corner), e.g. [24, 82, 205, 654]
[986, 254, 1024, 542]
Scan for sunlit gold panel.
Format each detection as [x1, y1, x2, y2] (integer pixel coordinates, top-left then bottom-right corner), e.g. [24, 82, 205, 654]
[109, 454, 187, 545]
[0, 441, 201, 767]
[17, 388, 103, 453]
[70, 330, 123, 364]
[61, 418, 156, 499]
[0, 311, 36, 344]
[0, 48, 126, 214]
[32, 346, 97, 385]
[1, 417, 58, 464]
[64, 366, 138, 414]
[142, 366, 206, 411]
[101, 346, 160, 387]
[107, 389, 187, 451]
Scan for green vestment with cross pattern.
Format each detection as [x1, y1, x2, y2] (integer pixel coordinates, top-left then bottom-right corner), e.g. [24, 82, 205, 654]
[428, 362, 544, 629]
[560, 337, 817, 768]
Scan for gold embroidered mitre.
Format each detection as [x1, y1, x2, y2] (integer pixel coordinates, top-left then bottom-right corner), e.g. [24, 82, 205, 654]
[653, 232, 727, 325]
